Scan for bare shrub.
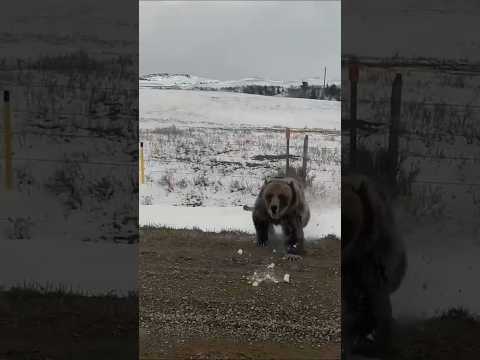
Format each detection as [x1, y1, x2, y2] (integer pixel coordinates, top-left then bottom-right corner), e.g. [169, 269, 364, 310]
[45, 162, 84, 210]
[230, 179, 246, 193]
[176, 178, 189, 189]
[269, 165, 312, 188]
[7, 217, 34, 240]
[15, 167, 35, 193]
[183, 190, 204, 207]
[401, 184, 446, 219]
[159, 173, 175, 192]
[141, 195, 153, 205]
[193, 174, 210, 188]
[151, 125, 185, 136]
[398, 161, 421, 196]
[89, 177, 115, 201]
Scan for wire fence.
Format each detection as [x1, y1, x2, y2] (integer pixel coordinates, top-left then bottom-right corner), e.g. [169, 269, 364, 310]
[140, 123, 341, 193]
[11, 109, 138, 118]
[356, 98, 480, 110]
[342, 64, 480, 190]
[0, 129, 132, 139]
[6, 156, 136, 167]
[147, 169, 339, 183]
[140, 125, 340, 136]
[410, 179, 480, 187]
[0, 81, 138, 92]
[404, 153, 480, 162]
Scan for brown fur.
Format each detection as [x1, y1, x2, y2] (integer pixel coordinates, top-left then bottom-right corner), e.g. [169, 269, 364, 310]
[342, 174, 407, 358]
[252, 177, 310, 255]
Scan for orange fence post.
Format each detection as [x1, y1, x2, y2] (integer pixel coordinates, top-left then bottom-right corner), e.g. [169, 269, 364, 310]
[140, 142, 145, 185]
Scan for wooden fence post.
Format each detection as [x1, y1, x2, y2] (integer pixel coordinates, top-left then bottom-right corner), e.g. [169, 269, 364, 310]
[302, 135, 309, 183]
[285, 127, 290, 176]
[3, 90, 13, 190]
[389, 73, 402, 190]
[140, 142, 145, 185]
[349, 63, 359, 170]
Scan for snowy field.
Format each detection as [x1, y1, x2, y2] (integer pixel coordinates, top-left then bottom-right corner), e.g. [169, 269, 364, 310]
[140, 87, 341, 239]
[1, 191, 137, 294]
[140, 204, 340, 240]
[0, 70, 137, 293]
[0, 8, 138, 294]
[141, 88, 340, 130]
[342, 63, 480, 319]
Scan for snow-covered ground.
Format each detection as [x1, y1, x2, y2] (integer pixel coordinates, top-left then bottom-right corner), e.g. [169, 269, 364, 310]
[140, 205, 340, 240]
[0, 9, 138, 294]
[141, 88, 340, 130]
[140, 86, 341, 239]
[0, 189, 137, 294]
[392, 220, 480, 319]
[0, 238, 137, 294]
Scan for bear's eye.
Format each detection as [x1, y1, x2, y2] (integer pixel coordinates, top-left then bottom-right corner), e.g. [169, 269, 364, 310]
[266, 194, 273, 201]
[278, 194, 287, 205]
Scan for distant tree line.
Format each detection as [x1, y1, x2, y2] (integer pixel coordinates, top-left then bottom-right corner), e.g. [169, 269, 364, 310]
[323, 84, 341, 101]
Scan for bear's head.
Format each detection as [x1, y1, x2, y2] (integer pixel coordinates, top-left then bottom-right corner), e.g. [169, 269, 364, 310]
[263, 180, 294, 220]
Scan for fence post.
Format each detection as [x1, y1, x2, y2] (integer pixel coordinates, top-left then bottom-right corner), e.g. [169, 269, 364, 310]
[140, 142, 145, 185]
[349, 63, 359, 170]
[3, 90, 13, 190]
[389, 73, 402, 191]
[302, 135, 309, 183]
[323, 66, 326, 88]
[285, 127, 290, 176]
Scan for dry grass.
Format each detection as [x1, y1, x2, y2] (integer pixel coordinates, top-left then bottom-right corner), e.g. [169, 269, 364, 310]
[0, 285, 138, 359]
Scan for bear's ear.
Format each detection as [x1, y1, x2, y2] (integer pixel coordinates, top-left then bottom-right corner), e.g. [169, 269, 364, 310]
[287, 177, 302, 192]
[357, 178, 367, 194]
[286, 179, 298, 205]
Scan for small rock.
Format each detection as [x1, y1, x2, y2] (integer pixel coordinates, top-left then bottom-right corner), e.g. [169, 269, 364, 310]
[283, 274, 290, 283]
[237, 249, 243, 255]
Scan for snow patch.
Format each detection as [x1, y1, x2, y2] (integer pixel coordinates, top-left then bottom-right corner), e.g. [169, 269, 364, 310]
[139, 204, 340, 239]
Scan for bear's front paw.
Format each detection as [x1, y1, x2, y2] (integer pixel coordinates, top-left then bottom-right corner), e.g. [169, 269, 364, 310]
[256, 239, 268, 247]
[285, 253, 303, 261]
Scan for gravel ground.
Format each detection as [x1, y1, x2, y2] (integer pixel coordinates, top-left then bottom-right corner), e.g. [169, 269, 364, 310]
[0, 289, 138, 360]
[140, 227, 341, 360]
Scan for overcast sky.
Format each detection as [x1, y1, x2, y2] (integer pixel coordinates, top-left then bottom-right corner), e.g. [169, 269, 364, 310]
[140, 1, 340, 82]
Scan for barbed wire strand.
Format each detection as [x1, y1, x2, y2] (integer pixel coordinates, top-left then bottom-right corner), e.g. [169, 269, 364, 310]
[0, 81, 138, 92]
[6, 156, 136, 167]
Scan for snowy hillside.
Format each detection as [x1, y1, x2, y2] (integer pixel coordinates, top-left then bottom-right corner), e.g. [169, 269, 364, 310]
[139, 73, 333, 90]
[141, 88, 340, 130]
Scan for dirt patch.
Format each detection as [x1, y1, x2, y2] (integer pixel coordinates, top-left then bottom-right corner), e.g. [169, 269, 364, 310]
[388, 311, 480, 360]
[0, 289, 138, 360]
[139, 227, 341, 360]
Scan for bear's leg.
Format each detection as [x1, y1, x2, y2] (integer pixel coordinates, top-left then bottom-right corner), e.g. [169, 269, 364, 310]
[282, 216, 305, 260]
[351, 281, 392, 357]
[253, 215, 269, 247]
